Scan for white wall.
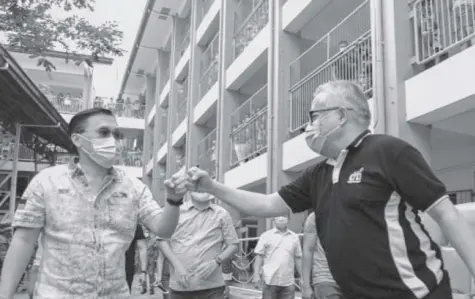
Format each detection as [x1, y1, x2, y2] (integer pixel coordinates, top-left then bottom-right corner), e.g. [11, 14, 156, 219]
[431, 129, 475, 192]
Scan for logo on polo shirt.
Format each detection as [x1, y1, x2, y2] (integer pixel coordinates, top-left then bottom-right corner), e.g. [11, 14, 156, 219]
[347, 167, 364, 184]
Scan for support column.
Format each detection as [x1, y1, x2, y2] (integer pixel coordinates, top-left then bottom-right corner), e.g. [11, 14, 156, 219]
[376, 0, 432, 163]
[142, 75, 155, 187]
[185, 0, 203, 169]
[216, 0, 241, 220]
[166, 16, 179, 176]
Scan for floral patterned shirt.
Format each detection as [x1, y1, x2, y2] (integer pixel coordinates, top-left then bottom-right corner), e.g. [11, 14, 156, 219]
[13, 161, 163, 298]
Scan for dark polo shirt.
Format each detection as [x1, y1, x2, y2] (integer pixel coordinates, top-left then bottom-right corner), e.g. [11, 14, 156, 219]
[278, 131, 452, 299]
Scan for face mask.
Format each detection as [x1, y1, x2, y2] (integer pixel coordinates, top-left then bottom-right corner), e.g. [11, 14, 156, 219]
[78, 135, 118, 169]
[305, 110, 345, 155]
[190, 192, 212, 203]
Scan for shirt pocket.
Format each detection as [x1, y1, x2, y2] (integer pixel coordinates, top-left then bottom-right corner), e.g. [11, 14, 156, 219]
[107, 193, 137, 236]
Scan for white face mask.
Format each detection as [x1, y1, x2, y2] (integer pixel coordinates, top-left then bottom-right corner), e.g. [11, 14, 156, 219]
[305, 110, 345, 155]
[79, 135, 119, 169]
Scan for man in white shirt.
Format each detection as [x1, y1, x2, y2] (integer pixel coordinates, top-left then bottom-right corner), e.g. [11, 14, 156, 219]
[252, 216, 302, 299]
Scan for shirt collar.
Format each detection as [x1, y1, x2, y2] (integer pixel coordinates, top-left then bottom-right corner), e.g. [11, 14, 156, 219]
[184, 199, 215, 211]
[68, 156, 120, 181]
[273, 227, 291, 235]
[326, 129, 371, 166]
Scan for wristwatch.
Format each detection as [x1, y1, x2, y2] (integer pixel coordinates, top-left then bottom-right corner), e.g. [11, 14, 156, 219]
[167, 197, 184, 206]
[215, 256, 223, 266]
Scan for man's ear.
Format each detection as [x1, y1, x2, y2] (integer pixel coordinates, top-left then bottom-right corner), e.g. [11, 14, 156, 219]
[71, 134, 81, 148]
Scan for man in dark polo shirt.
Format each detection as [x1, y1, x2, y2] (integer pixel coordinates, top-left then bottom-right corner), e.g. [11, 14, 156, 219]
[180, 81, 475, 299]
[126, 225, 147, 293]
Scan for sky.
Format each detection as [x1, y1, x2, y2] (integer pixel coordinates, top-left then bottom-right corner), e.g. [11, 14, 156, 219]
[52, 0, 148, 98]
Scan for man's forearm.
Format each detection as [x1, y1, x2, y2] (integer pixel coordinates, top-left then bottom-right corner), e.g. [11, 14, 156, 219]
[0, 229, 39, 297]
[438, 211, 475, 277]
[301, 251, 313, 286]
[218, 244, 238, 261]
[208, 181, 282, 217]
[157, 240, 183, 270]
[151, 204, 180, 239]
[295, 257, 303, 281]
[253, 255, 263, 277]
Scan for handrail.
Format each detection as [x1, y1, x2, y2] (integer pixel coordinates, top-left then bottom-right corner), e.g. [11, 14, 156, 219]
[233, 0, 268, 38]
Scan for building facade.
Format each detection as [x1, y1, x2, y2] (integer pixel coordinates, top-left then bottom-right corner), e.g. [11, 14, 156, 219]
[119, 0, 475, 235]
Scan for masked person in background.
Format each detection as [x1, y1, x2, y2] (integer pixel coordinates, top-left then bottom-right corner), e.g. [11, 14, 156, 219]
[252, 216, 302, 299]
[0, 108, 186, 299]
[176, 81, 475, 299]
[158, 192, 239, 299]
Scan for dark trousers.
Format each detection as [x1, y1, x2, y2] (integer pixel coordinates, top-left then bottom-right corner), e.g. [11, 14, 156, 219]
[262, 284, 295, 299]
[169, 286, 226, 299]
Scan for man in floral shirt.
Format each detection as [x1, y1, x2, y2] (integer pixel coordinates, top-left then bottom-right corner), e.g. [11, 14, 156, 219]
[0, 108, 186, 299]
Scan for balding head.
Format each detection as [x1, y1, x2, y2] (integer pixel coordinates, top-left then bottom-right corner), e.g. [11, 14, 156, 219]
[311, 80, 371, 128]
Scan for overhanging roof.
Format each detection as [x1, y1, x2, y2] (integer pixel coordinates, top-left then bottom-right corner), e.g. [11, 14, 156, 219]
[0, 44, 75, 152]
[118, 0, 187, 98]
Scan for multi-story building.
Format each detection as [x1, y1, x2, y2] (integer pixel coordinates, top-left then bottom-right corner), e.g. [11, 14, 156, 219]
[120, 0, 475, 293]
[1, 49, 145, 179]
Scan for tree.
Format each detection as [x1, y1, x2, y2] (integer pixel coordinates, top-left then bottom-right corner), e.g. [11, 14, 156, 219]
[0, 0, 124, 70]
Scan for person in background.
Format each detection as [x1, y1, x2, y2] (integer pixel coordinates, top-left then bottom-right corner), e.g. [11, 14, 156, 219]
[158, 192, 239, 299]
[253, 216, 302, 299]
[222, 219, 246, 298]
[301, 212, 344, 299]
[125, 225, 147, 294]
[0, 108, 185, 299]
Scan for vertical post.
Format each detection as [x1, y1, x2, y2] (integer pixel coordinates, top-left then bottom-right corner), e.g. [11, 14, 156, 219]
[167, 15, 178, 176]
[10, 123, 21, 221]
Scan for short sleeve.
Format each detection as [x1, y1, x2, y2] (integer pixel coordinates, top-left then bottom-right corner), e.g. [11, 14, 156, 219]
[303, 212, 316, 235]
[134, 224, 146, 241]
[219, 210, 239, 246]
[277, 167, 314, 213]
[390, 145, 446, 211]
[13, 173, 46, 229]
[254, 233, 267, 255]
[135, 181, 163, 234]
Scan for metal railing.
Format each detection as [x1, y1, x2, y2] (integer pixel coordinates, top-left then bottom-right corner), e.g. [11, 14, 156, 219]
[176, 152, 186, 170]
[233, 0, 269, 59]
[288, 2, 372, 133]
[159, 109, 168, 148]
[197, 129, 217, 178]
[175, 78, 189, 128]
[48, 95, 146, 119]
[116, 150, 143, 167]
[230, 86, 268, 167]
[448, 189, 474, 204]
[180, 29, 191, 58]
[412, 0, 475, 64]
[200, 33, 220, 98]
[197, 0, 215, 26]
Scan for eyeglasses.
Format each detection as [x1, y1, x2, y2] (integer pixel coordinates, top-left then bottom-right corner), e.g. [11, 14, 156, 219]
[308, 107, 354, 124]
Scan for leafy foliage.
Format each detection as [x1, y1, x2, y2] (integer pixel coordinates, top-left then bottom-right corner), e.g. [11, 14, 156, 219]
[0, 0, 124, 70]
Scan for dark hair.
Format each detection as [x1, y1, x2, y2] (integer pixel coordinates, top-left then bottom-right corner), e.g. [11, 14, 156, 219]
[68, 108, 114, 136]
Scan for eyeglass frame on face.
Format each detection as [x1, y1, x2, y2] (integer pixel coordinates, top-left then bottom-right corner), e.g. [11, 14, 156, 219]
[308, 106, 355, 124]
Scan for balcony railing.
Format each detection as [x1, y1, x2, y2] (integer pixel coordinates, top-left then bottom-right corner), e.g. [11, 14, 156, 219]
[448, 189, 474, 205]
[176, 152, 186, 170]
[175, 78, 189, 129]
[197, 129, 217, 178]
[197, 0, 215, 26]
[289, 2, 372, 133]
[230, 86, 268, 167]
[48, 95, 146, 119]
[289, 1, 371, 88]
[200, 33, 220, 98]
[412, 0, 475, 64]
[233, 0, 269, 59]
[179, 29, 191, 58]
[117, 150, 143, 167]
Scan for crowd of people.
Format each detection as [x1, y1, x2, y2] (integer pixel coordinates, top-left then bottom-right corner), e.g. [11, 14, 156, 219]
[1, 80, 475, 299]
